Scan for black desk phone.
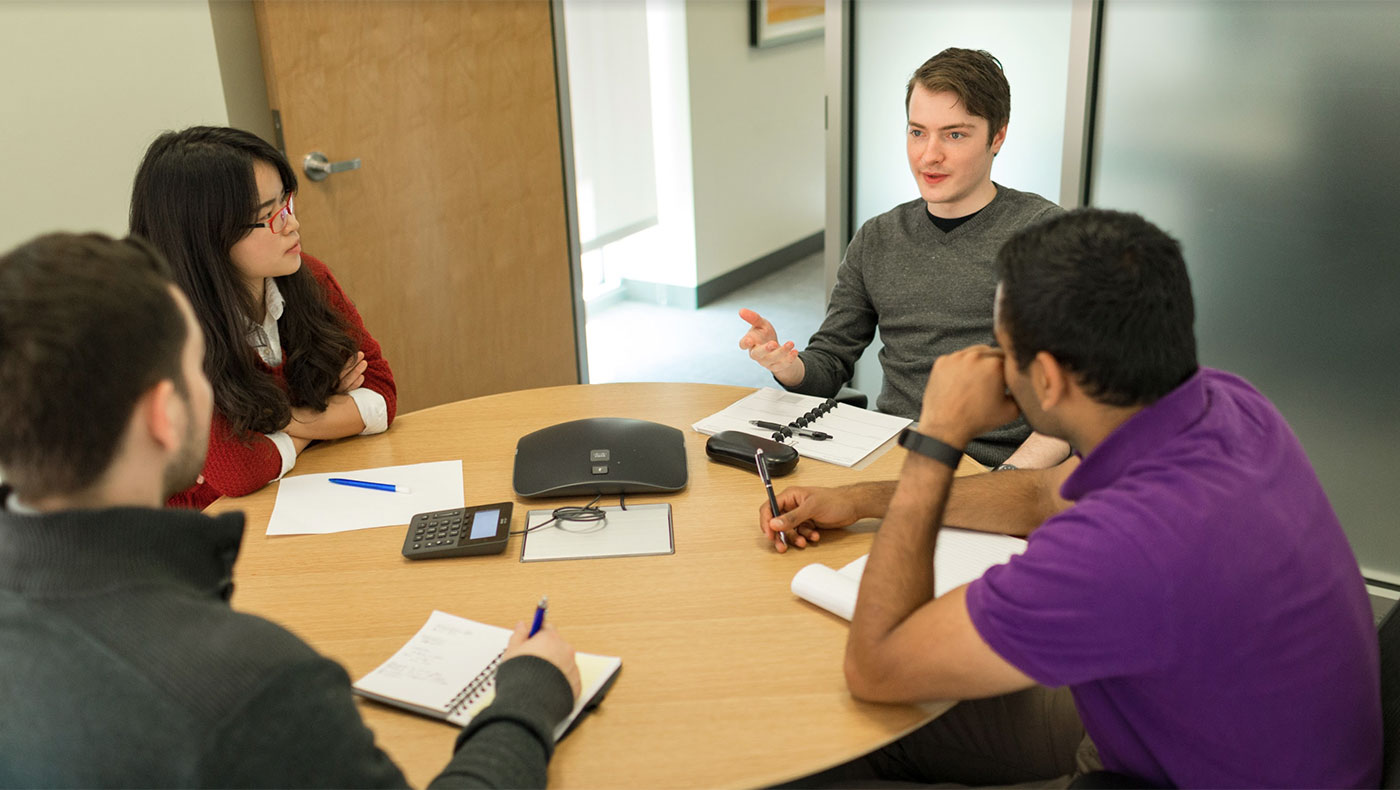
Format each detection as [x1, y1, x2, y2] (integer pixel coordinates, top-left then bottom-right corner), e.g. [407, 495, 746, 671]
[401, 502, 513, 560]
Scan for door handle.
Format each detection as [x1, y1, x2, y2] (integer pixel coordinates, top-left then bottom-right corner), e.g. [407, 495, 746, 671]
[303, 151, 362, 182]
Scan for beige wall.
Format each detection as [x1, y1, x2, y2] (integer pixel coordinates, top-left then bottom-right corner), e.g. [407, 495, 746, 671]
[0, 1, 231, 252]
[685, 0, 824, 283]
[0, 0, 820, 288]
[207, 0, 276, 145]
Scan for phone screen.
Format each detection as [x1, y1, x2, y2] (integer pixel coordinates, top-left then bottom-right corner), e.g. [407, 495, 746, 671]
[469, 508, 500, 540]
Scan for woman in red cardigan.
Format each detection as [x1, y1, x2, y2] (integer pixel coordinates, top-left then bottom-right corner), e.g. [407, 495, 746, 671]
[130, 126, 397, 509]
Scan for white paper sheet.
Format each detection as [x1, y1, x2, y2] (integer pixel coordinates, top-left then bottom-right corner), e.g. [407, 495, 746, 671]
[353, 610, 510, 716]
[791, 528, 1029, 620]
[790, 562, 862, 620]
[266, 460, 465, 535]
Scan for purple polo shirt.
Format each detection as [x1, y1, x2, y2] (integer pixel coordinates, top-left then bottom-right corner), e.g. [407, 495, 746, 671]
[965, 368, 1381, 788]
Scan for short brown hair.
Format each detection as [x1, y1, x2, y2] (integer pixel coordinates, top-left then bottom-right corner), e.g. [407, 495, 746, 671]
[905, 48, 1010, 147]
[0, 233, 185, 499]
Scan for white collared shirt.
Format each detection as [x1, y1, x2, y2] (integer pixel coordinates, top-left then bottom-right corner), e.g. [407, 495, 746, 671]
[5, 491, 36, 514]
[251, 278, 389, 480]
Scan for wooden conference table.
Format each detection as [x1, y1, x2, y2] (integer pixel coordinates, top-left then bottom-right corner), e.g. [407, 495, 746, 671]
[209, 382, 980, 789]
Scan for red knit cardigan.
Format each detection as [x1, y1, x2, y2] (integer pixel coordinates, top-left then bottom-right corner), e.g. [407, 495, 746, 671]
[168, 254, 397, 510]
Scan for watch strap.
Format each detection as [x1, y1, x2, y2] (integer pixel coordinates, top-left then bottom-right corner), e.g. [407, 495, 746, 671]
[897, 427, 962, 469]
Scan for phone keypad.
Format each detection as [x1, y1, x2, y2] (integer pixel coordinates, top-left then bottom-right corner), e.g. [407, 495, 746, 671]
[401, 504, 512, 560]
[412, 511, 465, 549]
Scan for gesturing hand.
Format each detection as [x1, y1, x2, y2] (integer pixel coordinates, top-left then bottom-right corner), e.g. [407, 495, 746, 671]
[919, 345, 1022, 449]
[503, 622, 582, 701]
[738, 308, 804, 386]
[337, 351, 367, 394]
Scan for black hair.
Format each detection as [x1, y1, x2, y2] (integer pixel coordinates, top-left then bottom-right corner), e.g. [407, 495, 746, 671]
[996, 208, 1199, 407]
[0, 233, 187, 499]
[129, 125, 357, 437]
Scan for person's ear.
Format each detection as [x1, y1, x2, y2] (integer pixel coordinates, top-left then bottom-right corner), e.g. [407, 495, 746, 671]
[989, 124, 1007, 156]
[1032, 351, 1070, 411]
[142, 379, 182, 452]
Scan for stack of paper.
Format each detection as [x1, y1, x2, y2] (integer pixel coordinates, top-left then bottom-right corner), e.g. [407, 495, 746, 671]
[791, 528, 1028, 620]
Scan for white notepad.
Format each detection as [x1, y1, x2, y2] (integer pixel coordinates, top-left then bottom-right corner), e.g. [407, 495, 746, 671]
[692, 387, 911, 468]
[791, 528, 1029, 620]
[520, 503, 674, 562]
[266, 460, 464, 535]
[352, 610, 621, 741]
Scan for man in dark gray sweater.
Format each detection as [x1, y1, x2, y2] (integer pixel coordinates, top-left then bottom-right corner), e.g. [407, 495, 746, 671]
[0, 233, 580, 788]
[741, 49, 1067, 494]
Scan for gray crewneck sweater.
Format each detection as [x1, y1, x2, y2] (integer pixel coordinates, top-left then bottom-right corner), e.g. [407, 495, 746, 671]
[789, 184, 1061, 466]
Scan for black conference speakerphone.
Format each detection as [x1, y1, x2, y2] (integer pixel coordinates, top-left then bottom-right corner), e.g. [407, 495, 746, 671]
[513, 417, 688, 497]
[401, 502, 514, 560]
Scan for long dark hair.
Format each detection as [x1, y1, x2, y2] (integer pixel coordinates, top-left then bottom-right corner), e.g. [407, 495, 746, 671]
[130, 126, 357, 436]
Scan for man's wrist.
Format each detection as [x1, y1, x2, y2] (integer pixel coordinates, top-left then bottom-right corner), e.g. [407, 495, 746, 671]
[774, 357, 805, 387]
[846, 480, 898, 519]
[914, 416, 973, 450]
[898, 427, 963, 469]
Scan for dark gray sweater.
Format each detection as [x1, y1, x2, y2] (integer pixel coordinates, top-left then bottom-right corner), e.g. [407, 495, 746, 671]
[790, 185, 1061, 466]
[0, 497, 572, 788]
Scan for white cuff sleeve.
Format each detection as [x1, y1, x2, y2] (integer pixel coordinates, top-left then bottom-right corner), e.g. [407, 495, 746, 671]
[264, 431, 298, 480]
[348, 387, 389, 435]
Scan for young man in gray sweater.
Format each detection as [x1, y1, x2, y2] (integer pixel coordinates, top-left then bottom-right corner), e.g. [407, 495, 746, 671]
[0, 233, 580, 788]
[741, 49, 1067, 490]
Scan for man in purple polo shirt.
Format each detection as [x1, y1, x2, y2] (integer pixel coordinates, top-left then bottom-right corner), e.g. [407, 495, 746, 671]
[765, 209, 1381, 787]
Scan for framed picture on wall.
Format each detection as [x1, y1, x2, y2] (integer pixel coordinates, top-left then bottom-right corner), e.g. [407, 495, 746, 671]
[749, 0, 824, 48]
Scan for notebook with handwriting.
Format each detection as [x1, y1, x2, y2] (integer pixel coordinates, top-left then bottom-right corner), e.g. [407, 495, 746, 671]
[791, 528, 1028, 620]
[692, 387, 911, 467]
[352, 610, 621, 740]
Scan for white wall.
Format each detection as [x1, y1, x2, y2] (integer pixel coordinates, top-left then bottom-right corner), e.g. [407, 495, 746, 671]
[0, 1, 230, 252]
[847, 0, 1074, 396]
[608, 0, 699, 291]
[851, 0, 1073, 229]
[564, 0, 660, 248]
[207, 0, 276, 145]
[685, 0, 824, 283]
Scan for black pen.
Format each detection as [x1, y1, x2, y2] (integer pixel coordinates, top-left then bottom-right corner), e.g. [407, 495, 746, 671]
[749, 420, 832, 441]
[755, 449, 786, 546]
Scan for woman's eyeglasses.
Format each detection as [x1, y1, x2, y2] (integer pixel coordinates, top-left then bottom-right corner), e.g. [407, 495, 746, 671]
[244, 194, 295, 234]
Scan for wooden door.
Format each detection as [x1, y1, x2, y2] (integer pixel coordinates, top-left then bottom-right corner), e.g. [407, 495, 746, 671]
[253, 1, 578, 414]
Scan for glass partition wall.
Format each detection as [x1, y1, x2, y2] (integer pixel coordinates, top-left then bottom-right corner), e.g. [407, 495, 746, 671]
[840, 0, 1400, 582]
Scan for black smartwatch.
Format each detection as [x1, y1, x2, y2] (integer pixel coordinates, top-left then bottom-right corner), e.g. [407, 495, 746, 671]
[897, 427, 962, 469]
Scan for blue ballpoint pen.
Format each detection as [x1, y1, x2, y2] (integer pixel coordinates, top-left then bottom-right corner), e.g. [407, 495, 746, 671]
[529, 596, 548, 637]
[328, 477, 412, 493]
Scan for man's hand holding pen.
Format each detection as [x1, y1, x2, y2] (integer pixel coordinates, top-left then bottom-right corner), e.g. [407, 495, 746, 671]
[759, 485, 869, 553]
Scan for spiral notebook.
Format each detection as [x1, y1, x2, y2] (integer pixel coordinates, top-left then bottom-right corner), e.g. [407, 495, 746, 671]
[352, 610, 621, 740]
[692, 387, 911, 467]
